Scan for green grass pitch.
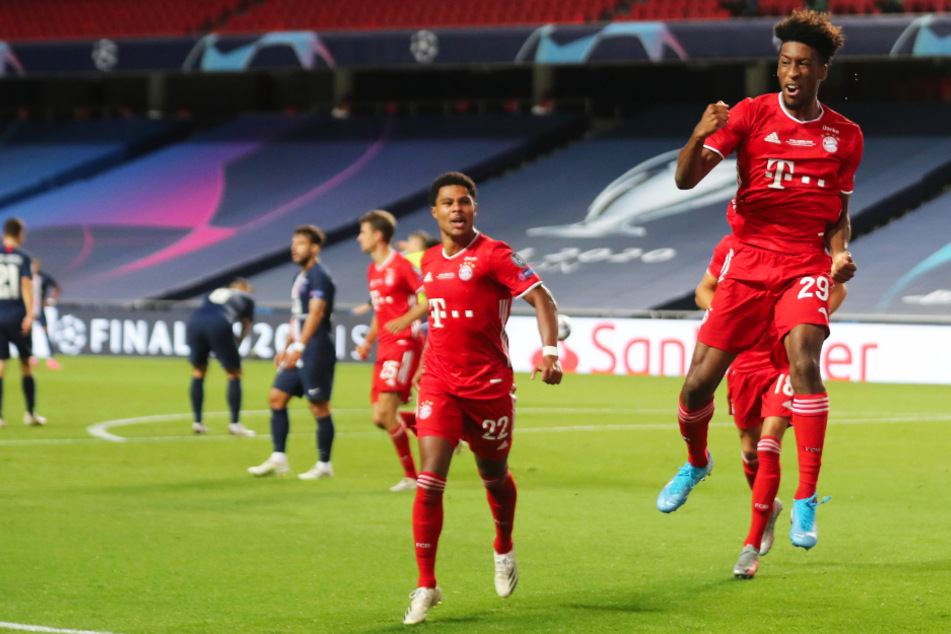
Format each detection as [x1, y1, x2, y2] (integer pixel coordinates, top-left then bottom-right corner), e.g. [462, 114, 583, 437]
[1, 356, 949, 633]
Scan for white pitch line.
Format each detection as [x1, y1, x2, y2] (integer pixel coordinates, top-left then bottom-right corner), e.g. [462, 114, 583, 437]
[0, 621, 124, 634]
[0, 409, 940, 448]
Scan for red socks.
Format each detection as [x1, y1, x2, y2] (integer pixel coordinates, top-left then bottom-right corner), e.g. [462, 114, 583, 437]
[678, 397, 714, 468]
[791, 393, 829, 499]
[388, 424, 418, 479]
[742, 453, 758, 490]
[482, 471, 517, 554]
[413, 472, 446, 588]
[745, 436, 782, 549]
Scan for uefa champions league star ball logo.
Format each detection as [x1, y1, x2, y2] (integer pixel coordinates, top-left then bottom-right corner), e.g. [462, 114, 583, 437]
[91, 39, 118, 71]
[458, 263, 473, 281]
[53, 314, 87, 355]
[410, 30, 439, 63]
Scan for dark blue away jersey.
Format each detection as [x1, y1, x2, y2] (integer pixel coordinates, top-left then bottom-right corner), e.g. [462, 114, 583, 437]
[0, 245, 31, 321]
[193, 287, 255, 325]
[290, 262, 334, 336]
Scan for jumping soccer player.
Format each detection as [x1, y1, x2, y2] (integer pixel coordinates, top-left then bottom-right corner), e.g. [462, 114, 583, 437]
[658, 9, 863, 553]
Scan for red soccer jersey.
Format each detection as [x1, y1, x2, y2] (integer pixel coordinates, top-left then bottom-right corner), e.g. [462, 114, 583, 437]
[367, 249, 424, 346]
[707, 234, 775, 372]
[420, 232, 542, 399]
[704, 93, 863, 254]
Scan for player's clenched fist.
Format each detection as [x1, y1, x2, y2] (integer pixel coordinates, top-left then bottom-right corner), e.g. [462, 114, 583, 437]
[693, 101, 730, 139]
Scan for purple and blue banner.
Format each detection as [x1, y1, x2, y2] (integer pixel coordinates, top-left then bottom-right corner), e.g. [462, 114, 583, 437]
[3, 15, 951, 75]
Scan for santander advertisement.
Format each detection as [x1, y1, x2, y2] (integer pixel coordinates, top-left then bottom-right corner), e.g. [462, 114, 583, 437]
[506, 316, 951, 385]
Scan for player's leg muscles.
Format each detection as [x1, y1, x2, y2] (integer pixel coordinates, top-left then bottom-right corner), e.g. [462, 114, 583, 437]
[680, 342, 735, 408]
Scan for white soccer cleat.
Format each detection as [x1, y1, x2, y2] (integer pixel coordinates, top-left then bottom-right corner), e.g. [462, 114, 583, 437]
[390, 477, 417, 492]
[403, 586, 442, 625]
[247, 453, 289, 477]
[759, 498, 783, 556]
[24, 412, 47, 426]
[228, 423, 256, 437]
[192, 422, 209, 435]
[494, 549, 518, 598]
[298, 461, 334, 480]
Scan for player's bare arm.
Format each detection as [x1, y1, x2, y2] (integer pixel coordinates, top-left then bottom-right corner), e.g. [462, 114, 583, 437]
[284, 296, 325, 368]
[695, 272, 718, 311]
[827, 197, 856, 284]
[384, 301, 429, 335]
[523, 285, 563, 385]
[356, 315, 379, 360]
[20, 276, 33, 335]
[675, 102, 729, 190]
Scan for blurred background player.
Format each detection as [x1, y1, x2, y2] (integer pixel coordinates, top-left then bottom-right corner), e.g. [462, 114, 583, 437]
[402, 172, 563, 625]
[658, 10, 863, 553]
[185, 277, 256, 436]
[355, 210, 424, 492]
[29, 257, 62, 370]
[249, 225, 337, 480]
[0, 218, 44, 427]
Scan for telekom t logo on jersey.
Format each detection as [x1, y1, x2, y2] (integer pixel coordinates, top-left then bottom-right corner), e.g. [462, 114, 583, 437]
[765, 159, 826, 190]
[428, 298, 448, 328]
[427, 297, 474, 328]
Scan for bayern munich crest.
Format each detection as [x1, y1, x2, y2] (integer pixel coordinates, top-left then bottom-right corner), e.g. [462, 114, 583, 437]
[418, 403, 433, 419]
[822, 136, 838, 153]
[458, 263, 474, 281]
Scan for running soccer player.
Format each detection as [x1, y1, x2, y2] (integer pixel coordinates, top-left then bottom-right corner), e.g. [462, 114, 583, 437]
[0, 218, 44, 427]
[30, 258, 62, 370]
[402, 172, 563, 625]
[657, 9, 863, 552]
[185, 278, 256, 436]
[354, 210, 426, 491]
[248, 225, 337, 480]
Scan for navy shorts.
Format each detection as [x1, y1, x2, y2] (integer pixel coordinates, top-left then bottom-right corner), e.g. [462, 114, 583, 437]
[186, 315, 242, 370]
[0, 318, 32, 361]
[36, 311, 48, 328]
[272, 337, 336, 403]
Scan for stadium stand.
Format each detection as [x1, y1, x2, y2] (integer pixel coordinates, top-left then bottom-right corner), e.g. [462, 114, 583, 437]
[0, 119, 184, 208]
[846, 194, 951, 316]
[9, 112, 583, 301]
[257, 103, 951, 313]
[0, 0, 945, 41]
[0, 0, 237, 40]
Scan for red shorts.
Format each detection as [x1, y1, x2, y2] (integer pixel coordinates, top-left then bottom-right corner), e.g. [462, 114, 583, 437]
[415, 381, 516, 461]
[762, 371, 793, 420]
[371, 339, 422, 404]
[699, 243, 832, 353]
[727, 366, 793, 429]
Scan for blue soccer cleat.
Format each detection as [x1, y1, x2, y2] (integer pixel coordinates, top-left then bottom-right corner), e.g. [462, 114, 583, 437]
[656, 452, 713, 513]
[790, 493, 831, 549]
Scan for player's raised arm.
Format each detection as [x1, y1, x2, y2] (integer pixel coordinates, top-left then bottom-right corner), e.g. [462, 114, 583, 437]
[675, 101, 729, 190]
[522, 285, 562, 385]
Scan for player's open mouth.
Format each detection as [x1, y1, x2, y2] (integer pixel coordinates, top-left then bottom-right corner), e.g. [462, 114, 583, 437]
[784, 84, 800, 98]
[450, 217, 466, 228]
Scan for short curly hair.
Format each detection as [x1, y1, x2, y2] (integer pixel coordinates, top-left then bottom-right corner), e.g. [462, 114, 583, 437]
[428, 172, 477, 207]
[774, 9, 845, 65]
